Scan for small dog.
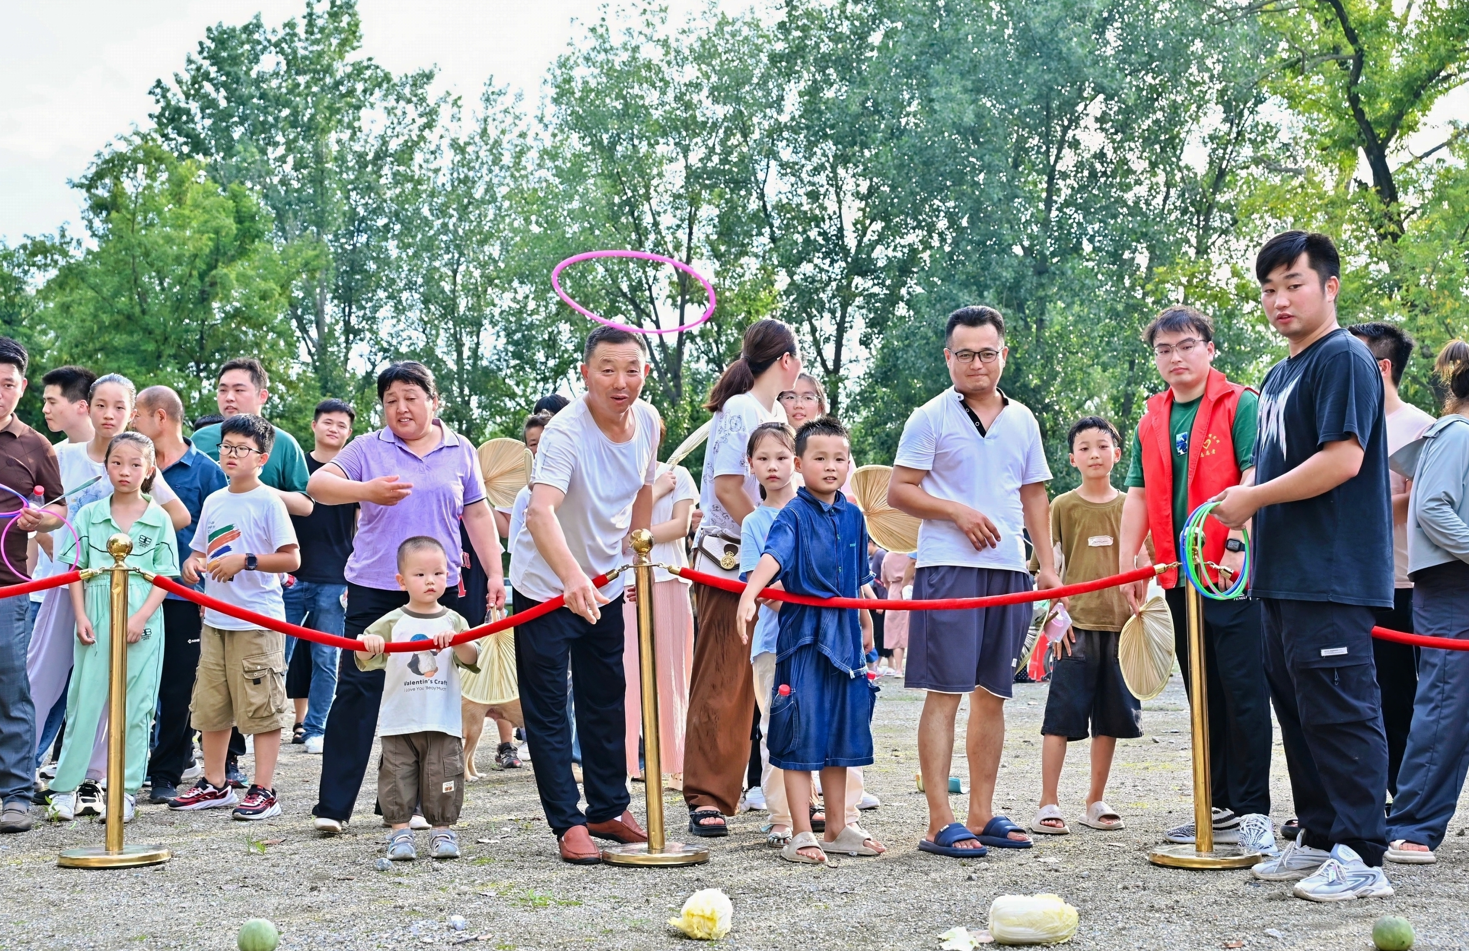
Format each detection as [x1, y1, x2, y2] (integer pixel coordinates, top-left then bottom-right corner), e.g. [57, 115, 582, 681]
[461, 697, 523, 780]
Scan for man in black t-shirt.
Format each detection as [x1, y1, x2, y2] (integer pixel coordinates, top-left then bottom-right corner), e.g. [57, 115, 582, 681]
[284, 399, 359, 752]
[1211, 231, 1393, 902]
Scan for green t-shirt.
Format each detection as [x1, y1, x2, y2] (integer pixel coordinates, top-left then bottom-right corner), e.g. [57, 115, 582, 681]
[1124, 389, 1258, 533]
[192, 422, 310, 493]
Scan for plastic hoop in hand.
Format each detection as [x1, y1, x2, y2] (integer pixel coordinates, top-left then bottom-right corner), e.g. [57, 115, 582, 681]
[0, 484, 83, 579]
[1179, 501, 1249, 600]
[551, 250, 716, 335]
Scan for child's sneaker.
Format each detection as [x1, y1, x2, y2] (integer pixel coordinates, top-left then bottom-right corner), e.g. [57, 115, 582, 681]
[1292, 845, 1394, 901]
[75, 781, 105, 817]
[48, 791, 77, 821]
[224, 758, 248, 789]
[121, 793, 136, 824]
[387, 829, 417, 861]
[1236, 813, 1279, 857]
[1164, 807, 1239, 844]
[232, 785, 281, 821]
[742, 787, 767, 812]
[1252, 833, 1330, 881]
[167, 779, 238, 811]
[429, 829, 460, 859]
[495, 742, 521, 769]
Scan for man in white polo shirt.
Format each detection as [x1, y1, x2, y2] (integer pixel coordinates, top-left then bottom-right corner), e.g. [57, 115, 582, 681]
[511, 326, 660, 865]
[889, 305, 1059, 857]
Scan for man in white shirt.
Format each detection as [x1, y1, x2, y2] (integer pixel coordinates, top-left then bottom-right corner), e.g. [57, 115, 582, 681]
[1347, 322, 1435, 797]
[890, 306, 1060, 856]
[511, 326, 659, 865]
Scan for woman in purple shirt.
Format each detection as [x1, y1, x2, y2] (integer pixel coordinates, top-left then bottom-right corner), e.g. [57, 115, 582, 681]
[305, 362, 506, 833]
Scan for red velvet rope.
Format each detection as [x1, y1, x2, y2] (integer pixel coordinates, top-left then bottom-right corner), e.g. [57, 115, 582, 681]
[1372, 626, 1469, 652]
[150, 573, 613, 651]
[0, 570, 81, 600]
[675, 563, 1162, 609]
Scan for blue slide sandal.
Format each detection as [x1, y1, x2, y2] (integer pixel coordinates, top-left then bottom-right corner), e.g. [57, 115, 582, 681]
[976, 815, 1033, 849]
[918, 822, 988, 858]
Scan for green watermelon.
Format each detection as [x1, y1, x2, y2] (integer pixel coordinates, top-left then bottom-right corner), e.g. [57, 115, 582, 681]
[237, 918, 280, 951]
[1372, 915, 1414, 951]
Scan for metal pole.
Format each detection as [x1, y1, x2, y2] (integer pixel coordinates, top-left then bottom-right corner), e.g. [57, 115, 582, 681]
[601, 530, 708, 867]
[1150, 581, 1257, 869]
[59, 534, 171, 869]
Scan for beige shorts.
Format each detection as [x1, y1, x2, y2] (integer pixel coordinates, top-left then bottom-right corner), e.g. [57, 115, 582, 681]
[190, 624, 292, 734]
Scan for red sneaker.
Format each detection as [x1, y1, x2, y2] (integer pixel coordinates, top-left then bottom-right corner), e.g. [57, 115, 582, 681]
[232, 785, 281, 821]
[167, 779, 238, 811]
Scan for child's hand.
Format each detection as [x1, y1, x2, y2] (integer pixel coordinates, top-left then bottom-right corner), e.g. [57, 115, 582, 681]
[735, 594, 758, 639]
[360, 634, 386, 655]
[1051, 626, 1076, 659]
[182, 554, 204, 585]
[125, 611, 149, 644]
[432, 631, 455, 651]
[207, 553, 248, 582]
[76, 617, 96, 645]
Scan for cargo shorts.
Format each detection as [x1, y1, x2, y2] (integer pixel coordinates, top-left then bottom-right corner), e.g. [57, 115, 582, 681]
[190, 624, 292, 735]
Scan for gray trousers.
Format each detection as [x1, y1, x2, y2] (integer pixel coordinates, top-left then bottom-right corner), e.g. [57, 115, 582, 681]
[1386, 562, 1469, 851]
[0, 596, 36, 805]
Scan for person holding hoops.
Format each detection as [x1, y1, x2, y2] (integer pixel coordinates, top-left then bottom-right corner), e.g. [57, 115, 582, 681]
[306, 362, 505, 835]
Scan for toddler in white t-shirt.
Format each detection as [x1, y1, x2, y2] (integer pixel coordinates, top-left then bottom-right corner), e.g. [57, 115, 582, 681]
[357, 536, 481, 861]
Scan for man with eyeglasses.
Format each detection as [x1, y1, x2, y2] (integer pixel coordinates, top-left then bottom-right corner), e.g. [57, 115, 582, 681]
[1117, 305, 1272, 847]
[889, 305, 1059, 856]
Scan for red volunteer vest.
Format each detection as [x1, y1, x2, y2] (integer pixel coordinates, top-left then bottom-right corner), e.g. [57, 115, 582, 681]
[1137, 368, 1251, 588]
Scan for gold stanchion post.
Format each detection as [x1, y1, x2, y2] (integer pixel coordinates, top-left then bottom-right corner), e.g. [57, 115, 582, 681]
[59, 534, 171, 869]
[1149, 584, 1257, 869]
[601, 530, 709, 867]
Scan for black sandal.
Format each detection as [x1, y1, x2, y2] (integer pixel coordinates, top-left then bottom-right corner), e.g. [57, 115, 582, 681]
[291, 722, 306, 745]
[688, 808, 729, 837]
[810, 803, 826, 834]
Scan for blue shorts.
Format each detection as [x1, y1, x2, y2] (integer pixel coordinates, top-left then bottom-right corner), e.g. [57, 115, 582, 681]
[766, 644, 877, 772]
[904, 566, 1033, 697]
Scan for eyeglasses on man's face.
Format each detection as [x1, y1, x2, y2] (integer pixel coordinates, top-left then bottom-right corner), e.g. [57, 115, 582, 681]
[946, 348, 1002, 365]
[1153, 338, 1206, 358]
[219, 442, 263, 457]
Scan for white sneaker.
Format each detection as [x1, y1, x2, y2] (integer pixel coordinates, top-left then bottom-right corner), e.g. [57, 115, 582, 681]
[858, 792, 882, 810]
[181, 759, 203, 782]
[1292, 845, 1394, 902]
[1236, 813, 1279, 856]
[382, 814, 431, 830]
[742, 787, 767, 812]
[314, 816, 347, 835]
[1252, 833, 1331, 881]
[121, 793, 136, 824]
[303, 735, 324, 755]
[38, 763, 58, 781]
[1165, 807, 1240, 844]
[75, 781, 105, 817]
[48, 791, 77, 821]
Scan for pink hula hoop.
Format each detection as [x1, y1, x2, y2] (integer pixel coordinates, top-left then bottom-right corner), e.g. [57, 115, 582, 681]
[551, 250, 717, 335]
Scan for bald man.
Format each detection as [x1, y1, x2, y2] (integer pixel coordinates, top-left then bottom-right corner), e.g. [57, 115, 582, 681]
[133, 386, 229, 801]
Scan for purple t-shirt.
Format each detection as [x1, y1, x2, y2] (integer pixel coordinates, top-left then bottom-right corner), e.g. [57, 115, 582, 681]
[330, 421, 487, 590]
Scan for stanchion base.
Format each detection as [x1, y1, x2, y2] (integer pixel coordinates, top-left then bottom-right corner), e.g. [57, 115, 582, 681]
[58, 844, 171, 869]
[600, 841, 710, 867]
[1148, 844, 1259, 870]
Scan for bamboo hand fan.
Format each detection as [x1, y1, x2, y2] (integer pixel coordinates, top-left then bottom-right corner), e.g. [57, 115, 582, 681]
[850, 464, 921, 554]
[478, 437, 532, 509]
[1119, 595, 1176, 701]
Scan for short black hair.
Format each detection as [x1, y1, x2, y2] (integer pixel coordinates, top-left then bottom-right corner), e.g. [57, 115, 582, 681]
[314, 398, 356, 422]
[0, 337, 28, 375]
[377, 361, 438, 401]
[41, 366, 96, 403]
[397, 535, 447, 571]
[794, 415, 850, 457]
[523, 410, 553, 437]
[533, 393, 570, 416]
[192, 413, 224, 431]
[1255, 230, 1340, 286]
[1347, 322, 1414, 387]
[1142, 305, 1214, 347]
[583, 325, 649, 364]
[1067, 415, 1121, 449]
[219, 357, 268, 391]
[945, 306, 1005, 347]
[220, 413, 275, 454]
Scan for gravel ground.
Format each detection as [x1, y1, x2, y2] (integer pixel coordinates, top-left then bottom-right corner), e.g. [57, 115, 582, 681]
[2, 672, 1466, 951]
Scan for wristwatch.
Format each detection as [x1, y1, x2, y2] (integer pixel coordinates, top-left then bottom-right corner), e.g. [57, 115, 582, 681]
[1224, 538, 1246, 553]
[245, 553, 259, 571]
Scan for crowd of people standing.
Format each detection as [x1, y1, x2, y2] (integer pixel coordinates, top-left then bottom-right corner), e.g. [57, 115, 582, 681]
[0, 229, 1466, 902]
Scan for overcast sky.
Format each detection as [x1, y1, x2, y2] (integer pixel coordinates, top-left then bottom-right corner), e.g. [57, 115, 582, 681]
[0, 0, 739, 245]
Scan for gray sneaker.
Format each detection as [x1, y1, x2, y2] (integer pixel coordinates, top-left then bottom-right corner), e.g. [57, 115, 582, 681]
[1292, 845, 1394, 902]
[1165, 807, 1241, 844]
[1252, 833, 1330, 881]
[386, 829, 417, 861]
[429, 829, 460, 859]
[0, 801, 35, 833]
[1236, 813, 1279, 857]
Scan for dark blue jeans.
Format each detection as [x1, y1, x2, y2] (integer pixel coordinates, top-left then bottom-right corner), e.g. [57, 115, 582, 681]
[283, 581, 346, 739]
[0, 595, 36, 806]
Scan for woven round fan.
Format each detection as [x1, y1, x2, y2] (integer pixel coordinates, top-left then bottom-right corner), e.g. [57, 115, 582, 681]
[478, 437, 531, 509]
[850, 464, 920, 554]
[460, 613, 523, 727]
[665, 419, 712, 468]
[1119, 595, 1176, 701]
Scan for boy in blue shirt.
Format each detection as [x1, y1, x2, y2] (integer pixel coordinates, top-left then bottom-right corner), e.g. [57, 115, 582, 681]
[737, 416, 882, 864]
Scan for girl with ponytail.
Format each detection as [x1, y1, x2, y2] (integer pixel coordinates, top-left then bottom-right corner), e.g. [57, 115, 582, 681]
[1386, 341, 1469, 864]
[683, 319, 802, 835]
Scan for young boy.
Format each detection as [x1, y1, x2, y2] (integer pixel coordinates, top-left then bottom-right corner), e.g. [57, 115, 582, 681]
[357, 537, 481, 861]
[171, 414, 299, 820]
[736, 416, 882, 864]
[1031, 416, 1141, 836]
